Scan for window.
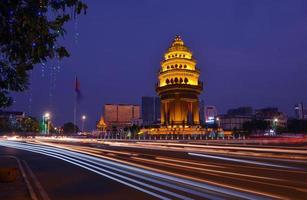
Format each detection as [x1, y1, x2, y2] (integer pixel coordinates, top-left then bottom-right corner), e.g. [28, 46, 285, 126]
[167, 66, 170, 69]
[184, 78, 188, 83]
[171, 65, 174, 68]
[166, 79, 170, 84]
[184, 65, 187, 68]
[175, 64, 178, 68]
[179, 65, 182, 68]
[180, 78, 183, 83]
[174, 77, 178, 83]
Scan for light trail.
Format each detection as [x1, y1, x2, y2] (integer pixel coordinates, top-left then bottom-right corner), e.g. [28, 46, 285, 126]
[152, 157, 287, 182]
[0, 140, 277, 200]
[27, 140, 307, 194]
[139, 142, 307, 155]
[101, 141, 307, 162]
[188, 153, 303, 170]
[155, 156, 227, 169]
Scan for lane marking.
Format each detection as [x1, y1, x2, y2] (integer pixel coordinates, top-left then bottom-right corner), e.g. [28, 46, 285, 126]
[1, 156, 39, 200]
[22, 160, 51, 200]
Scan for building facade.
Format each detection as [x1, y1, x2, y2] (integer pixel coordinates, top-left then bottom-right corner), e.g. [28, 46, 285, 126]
[255, 107, 287, 128]
[295, 103, 307, 119]
[156, 36, 203, 126]
[219, 115, 252, 130]
[227, 107, 253, 116]
[205, 106, 218, 124]
[141, 96, 160, 126]
[104, 104, 141, 128]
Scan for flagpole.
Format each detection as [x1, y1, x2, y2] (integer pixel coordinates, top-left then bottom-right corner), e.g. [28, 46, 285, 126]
[74, 76, 77, 133]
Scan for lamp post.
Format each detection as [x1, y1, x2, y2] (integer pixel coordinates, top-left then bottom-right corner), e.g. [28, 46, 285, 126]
[216, 117, 220, 128]
[273, 118, 278, 133]
[43, 112, 50, 135]
[81, 115, 86, 132]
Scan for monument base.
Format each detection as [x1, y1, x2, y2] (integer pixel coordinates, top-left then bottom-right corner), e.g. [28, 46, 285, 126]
[140, 125, 207, 135]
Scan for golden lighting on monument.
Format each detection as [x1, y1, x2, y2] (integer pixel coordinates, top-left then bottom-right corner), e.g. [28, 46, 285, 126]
[156, 35, 203, 127]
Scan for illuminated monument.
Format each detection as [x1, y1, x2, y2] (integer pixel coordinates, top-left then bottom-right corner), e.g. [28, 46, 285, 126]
[156, 35, 203, 127]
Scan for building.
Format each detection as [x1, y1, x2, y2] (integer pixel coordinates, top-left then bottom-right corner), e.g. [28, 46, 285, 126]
[205, 106, 218, 124]
[255, 107, 287, 128]
[96, 116, 107, 131]
[0, 110, 26, 132]
[227, 107, 253, 116]
[156, 35, 203, 126]
[0, 110, 25, 120]
[295, 103, 307, 119]
[104, 104, 141, 128]
[218, 107, 253, 130]
[141, 96, 160, 126]
[219, 115, 252, 130]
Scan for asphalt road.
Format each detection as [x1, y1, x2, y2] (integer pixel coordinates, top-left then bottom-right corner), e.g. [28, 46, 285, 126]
[1, 138, 307, 200]
[0, 145, 154, 200]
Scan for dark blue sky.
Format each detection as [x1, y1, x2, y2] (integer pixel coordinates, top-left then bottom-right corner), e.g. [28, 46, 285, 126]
[10, 0, 307, 129]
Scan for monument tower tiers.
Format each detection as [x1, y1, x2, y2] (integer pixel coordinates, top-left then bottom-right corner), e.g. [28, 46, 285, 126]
[156, 36, 203, 127]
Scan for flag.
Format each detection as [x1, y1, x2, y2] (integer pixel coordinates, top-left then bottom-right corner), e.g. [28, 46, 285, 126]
[75, 76, 82, 102]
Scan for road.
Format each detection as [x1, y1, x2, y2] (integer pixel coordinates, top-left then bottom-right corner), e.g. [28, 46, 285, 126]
[1, 138, 307, 200]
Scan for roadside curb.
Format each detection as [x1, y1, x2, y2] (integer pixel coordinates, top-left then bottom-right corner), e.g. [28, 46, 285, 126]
[1, 155, 50, 200]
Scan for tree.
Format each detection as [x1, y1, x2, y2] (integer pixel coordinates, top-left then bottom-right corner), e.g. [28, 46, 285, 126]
[0, 0, 87, 107]
[243, 119, 270, 134]
[62, 122, 79, 134]
[0, 117, 9, 133]
[287, 119, 307, 133]
[21, 117, 39, 132]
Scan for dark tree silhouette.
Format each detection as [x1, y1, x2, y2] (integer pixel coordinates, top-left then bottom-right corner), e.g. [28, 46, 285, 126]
[0, 0, 87, 107]
[62, 122, 79, 133]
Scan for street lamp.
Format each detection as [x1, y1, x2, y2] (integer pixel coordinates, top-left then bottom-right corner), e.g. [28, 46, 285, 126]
[215, 117, 220, 128]
[81, 115, 86, 132]
[43, 112, 51, 135]
[273, 118, 278, 133]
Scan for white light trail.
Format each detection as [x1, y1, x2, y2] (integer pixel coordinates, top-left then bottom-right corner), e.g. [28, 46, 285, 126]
[188, 153, 302, 170]
[0, 140, 275, 200]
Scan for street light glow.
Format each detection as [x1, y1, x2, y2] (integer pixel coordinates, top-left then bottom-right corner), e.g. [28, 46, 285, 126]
[44, 112, 50, 119]
[82, 115, 86, 120]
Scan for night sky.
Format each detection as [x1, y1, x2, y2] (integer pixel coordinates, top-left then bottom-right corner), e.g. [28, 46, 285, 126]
[9, 0, 307, 130]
